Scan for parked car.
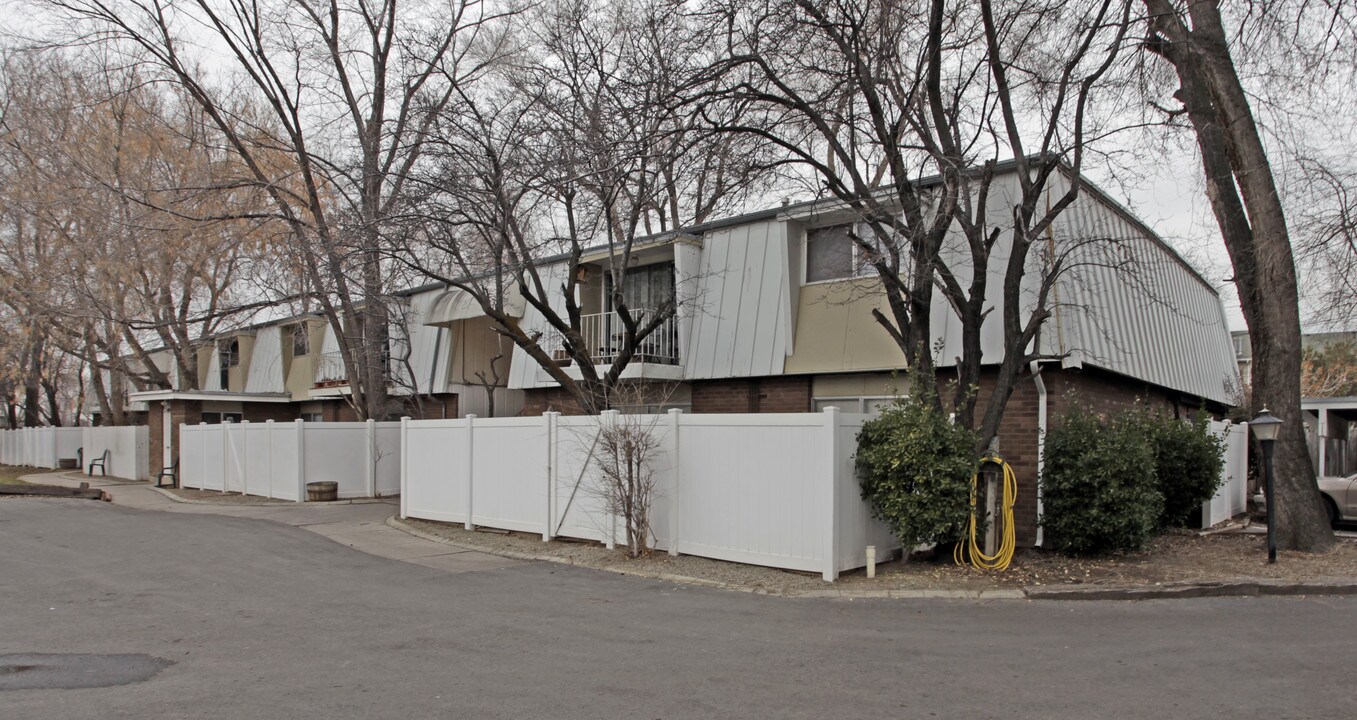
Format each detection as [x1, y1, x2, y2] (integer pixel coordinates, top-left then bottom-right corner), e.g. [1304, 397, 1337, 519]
[1319, 473, 1357, 526]
[1253, 473, 1357, 526]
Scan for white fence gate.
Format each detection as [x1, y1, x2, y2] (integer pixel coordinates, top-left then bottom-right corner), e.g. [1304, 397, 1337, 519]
[82, 426, 151, 480]
[1202, 420, 1250, 528]
[0, 427, 83, 469]
[401, 408, 898, 581]
[180, 420, 401, 501]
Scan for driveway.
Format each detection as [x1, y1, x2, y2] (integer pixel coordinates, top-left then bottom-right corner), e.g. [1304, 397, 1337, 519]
[1, 496, 1353, 719]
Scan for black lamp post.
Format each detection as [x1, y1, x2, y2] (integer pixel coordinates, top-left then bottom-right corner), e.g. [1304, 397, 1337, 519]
[1251, 408, 1283, 564]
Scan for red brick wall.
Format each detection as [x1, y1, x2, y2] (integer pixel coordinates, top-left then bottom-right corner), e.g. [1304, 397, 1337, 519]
[243, 403, 300, 424]
[321, 401, 360, 422]
[985, 366, 1186, 546]
[690, 376, 811, 414]
[869, 365, 1186, 547]
[147, 400, 202, 477]
[522, 387, 587, 416]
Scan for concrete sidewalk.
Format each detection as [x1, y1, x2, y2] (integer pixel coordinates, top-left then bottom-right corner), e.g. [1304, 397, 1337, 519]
[22, 471, 521, 575]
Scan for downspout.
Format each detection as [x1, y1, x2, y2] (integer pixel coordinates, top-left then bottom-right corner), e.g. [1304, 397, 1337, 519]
[1031, 361, 1048, 548]
[427, 325, 445, 394]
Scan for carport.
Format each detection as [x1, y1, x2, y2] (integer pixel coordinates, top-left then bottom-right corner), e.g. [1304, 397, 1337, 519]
[1303, 397, 1357, 477]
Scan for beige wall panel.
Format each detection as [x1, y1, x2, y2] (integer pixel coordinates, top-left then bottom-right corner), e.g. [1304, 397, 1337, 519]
[448, 317, 511, 387]
[785, 279, 907, 375]
[811, 373, 904, 399]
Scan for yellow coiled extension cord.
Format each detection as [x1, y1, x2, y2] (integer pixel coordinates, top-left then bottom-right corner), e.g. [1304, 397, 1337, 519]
[954, 457, 1018, 571]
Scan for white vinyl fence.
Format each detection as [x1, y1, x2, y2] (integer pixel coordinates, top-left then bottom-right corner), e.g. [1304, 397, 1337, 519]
[1202, 420, 1250, 528]
[180, 420, 401, 501]
[82, 426, 151, 480]
[401, 408, 898, 581]
[0, 427, 83, 469]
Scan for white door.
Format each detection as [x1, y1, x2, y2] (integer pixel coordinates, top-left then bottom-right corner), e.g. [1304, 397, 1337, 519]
[162, 403, 173, 468]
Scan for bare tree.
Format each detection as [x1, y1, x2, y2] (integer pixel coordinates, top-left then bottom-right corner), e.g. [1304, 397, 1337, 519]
[406, 0, 775, 414]
[1140, 0, 1338, 551]
[0, 50, 279, 423]
[592, 409, 663, 558]
[33, 0, 504, 419]
[700, 0, 1135, 449]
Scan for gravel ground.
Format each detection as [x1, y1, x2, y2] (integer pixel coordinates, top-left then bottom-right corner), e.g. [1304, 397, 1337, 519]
[401, 518, 1357, 593]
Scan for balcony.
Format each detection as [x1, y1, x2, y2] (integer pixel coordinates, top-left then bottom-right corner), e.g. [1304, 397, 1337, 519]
[314, 351, 348, 388]
[546, 310, 680, 372]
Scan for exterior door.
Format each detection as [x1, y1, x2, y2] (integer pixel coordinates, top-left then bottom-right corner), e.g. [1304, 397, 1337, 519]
[162, 403, 173, 468]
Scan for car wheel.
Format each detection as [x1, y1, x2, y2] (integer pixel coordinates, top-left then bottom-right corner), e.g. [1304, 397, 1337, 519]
[1322, 495, 1340, 527]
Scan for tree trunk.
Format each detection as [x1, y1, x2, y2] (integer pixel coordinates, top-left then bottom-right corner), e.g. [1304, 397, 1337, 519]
[1144, 0, 1332, 551]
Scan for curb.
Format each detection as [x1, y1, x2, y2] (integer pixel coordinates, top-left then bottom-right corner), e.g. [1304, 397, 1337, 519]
[384, 516, 1027, 600]
[386, 517, 1357, 601]
[146, 485, 395, 508]
[145, 485, 300, 506]
[1022, 577, 1357, 601]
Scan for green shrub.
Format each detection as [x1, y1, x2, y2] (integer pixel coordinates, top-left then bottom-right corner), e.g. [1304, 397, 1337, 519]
[855, 373, 979, 551]
[1144, 411, 1227, 528]
[1040, 407, 1162, 555]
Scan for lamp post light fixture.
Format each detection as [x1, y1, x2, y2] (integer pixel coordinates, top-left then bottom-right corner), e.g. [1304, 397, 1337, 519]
[1250, 408, 1284, 564]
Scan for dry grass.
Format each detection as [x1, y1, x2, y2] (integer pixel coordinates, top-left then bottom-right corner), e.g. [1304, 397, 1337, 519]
[0, 465, 51, 486]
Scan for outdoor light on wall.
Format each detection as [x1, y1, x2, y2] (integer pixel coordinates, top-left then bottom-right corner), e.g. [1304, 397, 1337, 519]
[1250, 408, 1283, 564]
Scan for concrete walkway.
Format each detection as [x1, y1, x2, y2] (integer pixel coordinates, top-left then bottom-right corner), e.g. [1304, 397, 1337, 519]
[23, 471, 521, 575]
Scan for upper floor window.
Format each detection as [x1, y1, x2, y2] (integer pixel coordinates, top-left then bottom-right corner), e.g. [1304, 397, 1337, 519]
[805, 222, 886, 283]
[219, 339, 240, 367]
[218, 338, 240, 389]
[291, 324, 310, 356]
[607, 262, 675, 312]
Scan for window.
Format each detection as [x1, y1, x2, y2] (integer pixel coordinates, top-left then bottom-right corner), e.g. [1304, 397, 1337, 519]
[805, 222, 887, 283]
[606, 262, 676, 312]
[219, 338, 240, 389]
[813, 397, 897, 414]
[220, 338, 241, 367]
[291, 324, 310, 356]
[201, 412, 242, 424]
[300, 413, 323, 423]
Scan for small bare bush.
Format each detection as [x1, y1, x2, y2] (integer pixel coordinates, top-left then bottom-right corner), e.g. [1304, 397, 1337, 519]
[593, 411, 663, 558]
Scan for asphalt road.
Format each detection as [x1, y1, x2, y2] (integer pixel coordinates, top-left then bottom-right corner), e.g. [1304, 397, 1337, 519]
[2, 498, 1354, 719]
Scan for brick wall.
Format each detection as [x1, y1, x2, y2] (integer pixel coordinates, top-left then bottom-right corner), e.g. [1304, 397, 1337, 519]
[969, 366, 1186, 546]
[147, 399, 202, 477]
[321, 401, 360, 422]
[690, 376, 812, 414]
[243, 403, 300, 424]
[522, 387, 586, 416]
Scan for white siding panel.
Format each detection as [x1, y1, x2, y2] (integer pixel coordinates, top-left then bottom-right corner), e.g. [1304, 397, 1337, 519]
[393, 290, 448, 395]
[1052, 189, 1238, 404]
[245, 326, 285, 393]
[686, 220, 791, 379]
[507, 264, 570, 390]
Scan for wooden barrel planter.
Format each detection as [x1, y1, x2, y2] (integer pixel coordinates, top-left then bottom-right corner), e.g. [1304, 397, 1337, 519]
[306, 481, 339, 502]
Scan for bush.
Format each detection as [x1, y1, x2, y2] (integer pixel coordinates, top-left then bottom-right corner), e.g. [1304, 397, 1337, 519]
[1041, 407, 1162, 555]
[855, 373, 978, 551]
[1144, 411, 1227, 528]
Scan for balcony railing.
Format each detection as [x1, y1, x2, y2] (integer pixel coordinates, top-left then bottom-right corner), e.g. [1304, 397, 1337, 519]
[548, 309, 679, 366]
[314, 351, 348, 387]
